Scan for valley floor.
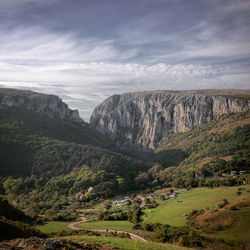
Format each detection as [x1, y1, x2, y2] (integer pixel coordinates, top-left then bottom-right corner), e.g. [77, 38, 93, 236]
[35, 185, 250, 249]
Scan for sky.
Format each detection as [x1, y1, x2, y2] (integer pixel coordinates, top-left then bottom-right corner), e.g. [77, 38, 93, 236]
[0, 0, 250, 121]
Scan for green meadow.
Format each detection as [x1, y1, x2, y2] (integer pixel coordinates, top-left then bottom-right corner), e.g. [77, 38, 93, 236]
[61, 235, 192, 250]
[77, 220, 133, 231]
[36, 221, 72, 233]
[143, 185, 250, 226]
[203, 206, 250, 244]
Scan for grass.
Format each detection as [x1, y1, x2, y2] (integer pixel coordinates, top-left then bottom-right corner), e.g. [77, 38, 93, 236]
[76, 220, 153, 239]
[36, 221, 72, 233]
[203, 206, 250, 244]
[143, 185, 250, 226]
[77, 220, 134, 231]
[60, 235, 192, 250]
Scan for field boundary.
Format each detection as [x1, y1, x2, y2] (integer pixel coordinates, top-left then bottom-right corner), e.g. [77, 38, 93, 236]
[68, 218, 146, 242]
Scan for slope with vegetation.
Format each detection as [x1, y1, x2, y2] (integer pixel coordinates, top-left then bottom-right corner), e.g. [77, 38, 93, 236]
[0, 197, 45, 241]
[134, 111, 250, 191]
[0, 89, 149, 220]
[1, 88, 250, 248]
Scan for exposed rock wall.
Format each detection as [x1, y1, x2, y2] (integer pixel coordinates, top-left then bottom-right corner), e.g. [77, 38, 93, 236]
[0, 88, 83, 122]
[90, 90, 250, 151]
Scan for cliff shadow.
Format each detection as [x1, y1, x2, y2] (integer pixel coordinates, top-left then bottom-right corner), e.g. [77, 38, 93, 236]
[155, 149, 188, 167]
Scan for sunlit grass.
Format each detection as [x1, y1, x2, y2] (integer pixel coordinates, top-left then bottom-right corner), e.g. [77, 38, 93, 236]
[143, 185, 250, 226]
[36, 221, 71, 233]
[60, 235, 192, 250]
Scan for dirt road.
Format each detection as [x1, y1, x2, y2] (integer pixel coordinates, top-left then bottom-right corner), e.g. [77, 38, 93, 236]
[68, 217, 146, 242]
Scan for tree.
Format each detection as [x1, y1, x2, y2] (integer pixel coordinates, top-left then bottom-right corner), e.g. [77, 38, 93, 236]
[148, 164, 164, 178]
[104, 200, 112, 211]
[135, 172, 149, 187]
[126, 200, 132, 207]
[84, 192, 91, 200]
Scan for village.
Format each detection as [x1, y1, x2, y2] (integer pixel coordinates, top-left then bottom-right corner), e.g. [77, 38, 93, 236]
[73, 169, 247, 203]
[195, 170, 247, 179]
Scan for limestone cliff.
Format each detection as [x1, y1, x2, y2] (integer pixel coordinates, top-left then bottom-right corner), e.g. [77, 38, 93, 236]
[0, 88, 83, 123]
[90, 90, 250, 151]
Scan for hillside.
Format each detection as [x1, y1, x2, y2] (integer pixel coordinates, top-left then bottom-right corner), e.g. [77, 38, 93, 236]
[156, 111, 250, 171]
[0, 197, 45, 241]
[0, 88, 83, 122]
[90, 89, 250, 152]
[0, 88, 115, 150]
[0, 88, 148, 216]
[131, 111, 250, 191]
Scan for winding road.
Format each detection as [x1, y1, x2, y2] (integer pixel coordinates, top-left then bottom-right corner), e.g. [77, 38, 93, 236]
[68, 217, 146, 242]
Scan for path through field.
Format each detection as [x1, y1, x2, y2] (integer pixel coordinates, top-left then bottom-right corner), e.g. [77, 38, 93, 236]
[68, 216, 146, 242]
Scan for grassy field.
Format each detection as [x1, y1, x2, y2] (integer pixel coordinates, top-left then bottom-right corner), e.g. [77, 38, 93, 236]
[202, 206, 250, 244]
[76, 220, 154, 239]
[36, 221, 72, 233]
[60, 235, 192, 250]
[77, 220, 134, 231]
[143, 185, 250, 226]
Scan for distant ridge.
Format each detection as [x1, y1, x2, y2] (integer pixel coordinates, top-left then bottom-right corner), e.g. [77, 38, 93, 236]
[90, 89, 250, 151]
[0, 88, 83, 123]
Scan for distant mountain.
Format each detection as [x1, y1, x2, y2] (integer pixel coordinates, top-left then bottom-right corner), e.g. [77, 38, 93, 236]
[90, 89, 250, 152]
[0, 88, 83, 122]
[0, 89, 115, 151]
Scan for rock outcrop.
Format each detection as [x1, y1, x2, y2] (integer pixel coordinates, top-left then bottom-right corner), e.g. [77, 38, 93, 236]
[90, 90, 250, 151]
[0, 88, 83, 122]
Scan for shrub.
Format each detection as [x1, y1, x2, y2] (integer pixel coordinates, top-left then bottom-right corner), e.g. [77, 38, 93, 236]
[218, 199, 229, 208]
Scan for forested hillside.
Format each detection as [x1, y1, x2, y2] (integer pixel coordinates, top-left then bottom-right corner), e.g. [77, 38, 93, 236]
[134, 111, 250, 190]
[0, 197, 45, 240]
[0, 92, 148, 216]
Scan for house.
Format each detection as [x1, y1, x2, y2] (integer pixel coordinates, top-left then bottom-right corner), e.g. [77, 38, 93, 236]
[88, 187, 94, 193]
[147, 195, 154, 199]
[195, 170, 204, 179]
[240, 171, 246, 176]
[231, 171, 237, 176]
[113, 198, 129, 205]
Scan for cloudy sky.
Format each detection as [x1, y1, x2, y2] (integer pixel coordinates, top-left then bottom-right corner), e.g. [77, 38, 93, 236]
[0, 0, 250, 120]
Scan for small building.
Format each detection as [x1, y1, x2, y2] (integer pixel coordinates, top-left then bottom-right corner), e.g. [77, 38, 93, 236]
[231, 171, 237, 176]
[88, 187, 94, 193]
[240, 171, 246, 176]
[221, 173, 229, 177]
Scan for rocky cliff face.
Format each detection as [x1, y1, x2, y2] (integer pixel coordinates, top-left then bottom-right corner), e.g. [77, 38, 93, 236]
[90, 90, 250, 151]
[0, 88, 83, 123]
